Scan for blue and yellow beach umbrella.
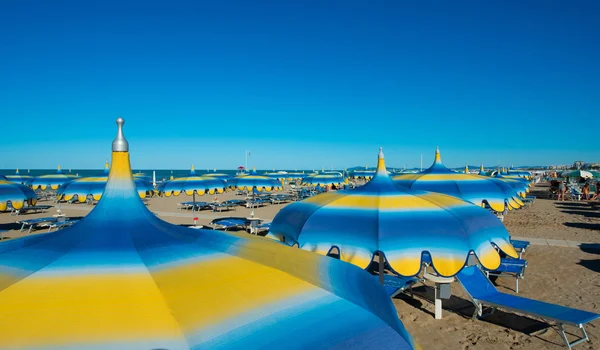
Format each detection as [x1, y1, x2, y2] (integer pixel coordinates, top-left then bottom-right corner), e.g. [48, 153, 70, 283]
[158, 165, 227, 197]
[494, 174, 530, 198]
[392, 148, 524, 213]
[351, 167, 377, 180]
[479, 164, 531, 198]
[203, 173, 233, 181]
[57, 175, 154, 203]
[302, 171, 346, 188]
[506, 169, 532, 180]
[270, 148, 517, 277]
[0, 180, 37, 211]
[0, 119, 415, 349]
[265, 171, 306, 181]
[30, 165, 79, 191]
[5, 169, 34, 185]
[230, 167, 283, 192]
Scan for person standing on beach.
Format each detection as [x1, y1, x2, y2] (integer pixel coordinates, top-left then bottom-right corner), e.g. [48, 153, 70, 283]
[558, 181, 566, 201]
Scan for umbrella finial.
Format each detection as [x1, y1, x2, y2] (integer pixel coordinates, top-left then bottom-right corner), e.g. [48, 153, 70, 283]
[112, 117, 129, 152]
[57, 164, 62, 174]
[376, 147, 387, 173]
[480, 163, 484, 172]
[434, 146, 442, 164]
[15, 168, 19, 174]
[190, 164, 196, 176]
[465, 163, 469, 173]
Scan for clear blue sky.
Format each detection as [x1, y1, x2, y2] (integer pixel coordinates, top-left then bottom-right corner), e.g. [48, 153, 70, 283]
[1, 1, 599, 170]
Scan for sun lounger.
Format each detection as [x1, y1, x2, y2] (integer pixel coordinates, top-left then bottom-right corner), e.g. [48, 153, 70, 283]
[18, 217, 58, 234]
[10, 205, 53, 216]
[457, 266, 599, 349]
[211, 201, 237, 212]
[245, 198, 269, 208]
[209, 217, 250, 231]
[177, 202, 194, 210]
[45, 219, 79, 232]
[382, 275, 420, 298]
[521, 196, 536, 207]
[486, 258, 527, 293]
[249, 221, 271, 235]
[510, 239, 530, 258]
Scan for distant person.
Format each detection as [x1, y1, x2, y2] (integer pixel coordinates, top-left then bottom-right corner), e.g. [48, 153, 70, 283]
[582, 183, 590, 200]
[591, 184, 600, 200]
[557, 181, 566, 201]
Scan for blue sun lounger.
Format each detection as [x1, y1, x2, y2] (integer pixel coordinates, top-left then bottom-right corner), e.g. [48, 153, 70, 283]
[510, 239, 530, 258]
[486, 258, 527, 293]
[18, 217, 58, 234]
[382, 275, 420, 298]
[208, 217, 250, 231]
[457, 266, 599, 349]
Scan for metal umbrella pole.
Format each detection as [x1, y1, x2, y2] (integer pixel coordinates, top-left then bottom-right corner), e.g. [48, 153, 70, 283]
[192, 192, 197, 226]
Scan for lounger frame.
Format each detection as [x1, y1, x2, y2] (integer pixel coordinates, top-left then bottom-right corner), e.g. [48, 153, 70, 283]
[459, 267, 596, 349]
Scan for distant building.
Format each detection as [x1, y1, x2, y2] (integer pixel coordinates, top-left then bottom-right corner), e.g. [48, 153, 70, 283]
[583, 162, 600, 169]
[573, 161, 584, 169]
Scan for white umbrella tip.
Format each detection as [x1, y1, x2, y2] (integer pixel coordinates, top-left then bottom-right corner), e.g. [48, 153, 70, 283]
[378, 147, 384, 159]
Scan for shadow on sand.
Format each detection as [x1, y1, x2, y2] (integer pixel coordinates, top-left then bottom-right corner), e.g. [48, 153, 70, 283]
[396, 285, 552, 334]
[559, 210, 600, 218]
[563, 222, 600, 230]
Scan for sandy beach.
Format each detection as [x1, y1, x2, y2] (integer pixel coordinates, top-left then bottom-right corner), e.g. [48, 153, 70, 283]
[1, 180, 598, 349]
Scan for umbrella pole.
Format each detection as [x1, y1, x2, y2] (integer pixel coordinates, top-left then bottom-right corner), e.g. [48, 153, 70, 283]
[378, 253, 384, 286]
[251, 188, 255, 218]
[193, 192, 197, 226]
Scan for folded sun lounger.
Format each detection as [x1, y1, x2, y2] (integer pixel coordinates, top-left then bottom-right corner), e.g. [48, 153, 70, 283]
[457, 266, 599, 349]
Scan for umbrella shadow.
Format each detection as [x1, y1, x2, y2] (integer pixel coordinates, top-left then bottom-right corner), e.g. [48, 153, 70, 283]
[559, 210, 600, 218]
[563, 222, 600, 230]
[400, 285, 552, 336]
[0, 223, 22, 231]
[580, 244, 600, 254]
[554, 202, 593, 209]
[576, 259, 600, 273]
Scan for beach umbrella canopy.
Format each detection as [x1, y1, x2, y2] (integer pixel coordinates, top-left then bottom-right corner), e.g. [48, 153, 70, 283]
[506, 169, 532, 180]
[0, 119, 415, 349]
[270, 148, 518, 277]
[56, 175, 154, 203]
[203, 172, 233, 181]
[493, 175, 530, 198]
[230, 167, 283, 192]
[264, 171, 306, 181]
[302, 171, 346, 187]
[351, 168, 377, 180]
[4, 169, 34, 185]
[30, 166, 79, 190]
[560, 170, 593, 179]
[157, 165, 228, 224]
[157, 165, 227, 197]
[392, 148, 524, 213]
[0, 180, 37, 211]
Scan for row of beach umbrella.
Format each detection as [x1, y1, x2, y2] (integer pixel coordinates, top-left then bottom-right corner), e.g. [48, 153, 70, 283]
[0, 119, 417, 349]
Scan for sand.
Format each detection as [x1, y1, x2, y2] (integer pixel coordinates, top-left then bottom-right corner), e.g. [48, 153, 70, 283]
[0, 180, 598, 349]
